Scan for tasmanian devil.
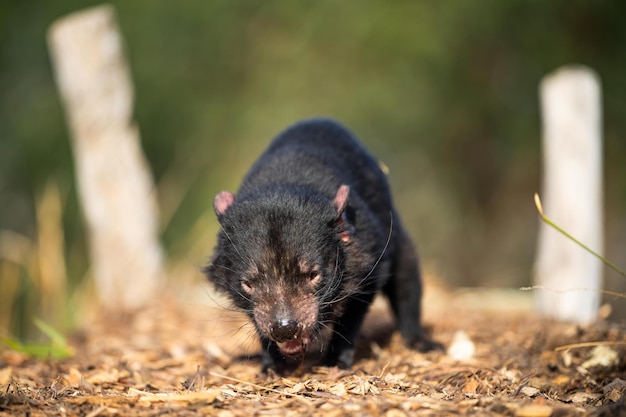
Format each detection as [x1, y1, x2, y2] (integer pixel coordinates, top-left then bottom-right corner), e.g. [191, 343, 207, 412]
[204, 118, 441, 375]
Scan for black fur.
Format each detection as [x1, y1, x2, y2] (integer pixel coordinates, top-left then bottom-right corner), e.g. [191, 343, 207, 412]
[205, 118, 441, 375]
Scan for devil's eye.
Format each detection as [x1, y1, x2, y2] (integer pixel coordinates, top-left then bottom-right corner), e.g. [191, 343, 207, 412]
[308, 268, 321, 285]
[241, 279, 253, 293]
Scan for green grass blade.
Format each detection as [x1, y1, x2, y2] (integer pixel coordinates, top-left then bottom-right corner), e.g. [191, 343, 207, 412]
[33, 317, 68, 348]
[534, 193, 626, 279]
[2, 319, 74, 359]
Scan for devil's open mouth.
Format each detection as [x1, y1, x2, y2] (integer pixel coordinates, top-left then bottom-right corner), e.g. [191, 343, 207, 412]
[277, 334, 311, 356]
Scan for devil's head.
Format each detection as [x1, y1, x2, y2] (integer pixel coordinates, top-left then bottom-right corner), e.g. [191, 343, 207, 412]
[205, 185, 356, 356]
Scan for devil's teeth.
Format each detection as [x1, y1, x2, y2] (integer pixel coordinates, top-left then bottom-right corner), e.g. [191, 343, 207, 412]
[277, 335, 311, 355]
[278, 341, 303, 355]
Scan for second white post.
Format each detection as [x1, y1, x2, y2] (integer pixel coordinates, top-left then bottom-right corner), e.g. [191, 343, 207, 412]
[534, 65, 603, 324]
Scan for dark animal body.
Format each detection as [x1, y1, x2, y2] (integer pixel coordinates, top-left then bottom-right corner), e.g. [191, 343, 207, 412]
[205, 118, 440, 375]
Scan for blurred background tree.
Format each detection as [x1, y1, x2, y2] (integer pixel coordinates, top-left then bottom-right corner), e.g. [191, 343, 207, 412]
[1, 0, 625, 337]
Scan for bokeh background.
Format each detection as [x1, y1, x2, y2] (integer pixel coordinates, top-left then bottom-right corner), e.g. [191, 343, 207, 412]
[2, 1, 626, 338]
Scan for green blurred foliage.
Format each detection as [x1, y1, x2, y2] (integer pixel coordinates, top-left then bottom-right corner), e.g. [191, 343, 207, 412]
[1, 0, 625, 315]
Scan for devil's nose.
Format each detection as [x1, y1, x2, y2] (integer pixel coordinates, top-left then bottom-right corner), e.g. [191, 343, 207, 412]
[270, 319, 300, 342]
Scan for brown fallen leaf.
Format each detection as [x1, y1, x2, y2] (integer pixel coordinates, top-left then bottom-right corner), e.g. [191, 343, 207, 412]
[516, 404, 553, 417]
[127, 388, 220, 403]
[566, 391, 602, 404]
[0, 366, 12, 384]
[328, 382, 347, 397]
[463, 378, 479, 394]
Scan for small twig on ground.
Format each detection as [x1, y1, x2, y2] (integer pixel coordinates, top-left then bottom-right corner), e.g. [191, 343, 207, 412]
[208, 371, 312, 404]
[555, 341, 626, 352]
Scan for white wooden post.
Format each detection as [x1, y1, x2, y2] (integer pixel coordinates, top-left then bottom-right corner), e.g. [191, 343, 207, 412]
[48, 5, 164, 311]
[534, 65, 603, 324]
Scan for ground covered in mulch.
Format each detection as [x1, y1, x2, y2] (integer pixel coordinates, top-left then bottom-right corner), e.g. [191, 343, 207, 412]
[1, 287, 626, 417]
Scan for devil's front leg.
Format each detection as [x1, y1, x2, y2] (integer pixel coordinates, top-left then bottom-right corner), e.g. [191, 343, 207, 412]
[323, 286, 376, 369]
[383, 228, 443, 352]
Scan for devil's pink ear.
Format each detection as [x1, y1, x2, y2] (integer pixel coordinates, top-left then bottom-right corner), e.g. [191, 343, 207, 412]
[332, 185, 350, 215]
[333, 185, 352, 243]
[214, 191, 235, 216]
